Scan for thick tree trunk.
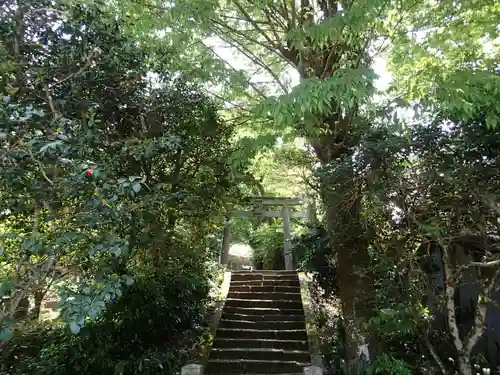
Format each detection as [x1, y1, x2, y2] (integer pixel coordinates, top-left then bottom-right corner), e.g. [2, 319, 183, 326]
[321, 183, 374, 364]
[312, 127, 375, 364]
[289, 10, 376, 361]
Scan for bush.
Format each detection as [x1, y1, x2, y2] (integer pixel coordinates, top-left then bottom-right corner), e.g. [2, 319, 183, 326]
[250, 221, 285, 270]
[292, 226, 338, 297]
[1, 255, 212, 375]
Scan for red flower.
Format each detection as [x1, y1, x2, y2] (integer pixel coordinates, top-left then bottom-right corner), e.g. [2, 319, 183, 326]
[85, 168, 93, 177]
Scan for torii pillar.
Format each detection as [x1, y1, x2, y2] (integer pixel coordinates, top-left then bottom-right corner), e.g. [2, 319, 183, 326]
[281, 205, 293, 270]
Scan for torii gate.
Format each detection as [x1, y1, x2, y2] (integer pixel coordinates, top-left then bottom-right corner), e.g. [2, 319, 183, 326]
[220, 197, 314, 270]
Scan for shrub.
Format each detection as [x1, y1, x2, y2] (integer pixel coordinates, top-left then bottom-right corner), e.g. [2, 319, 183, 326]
[1, 255, 212, 375]
[292, 226, 338, 297]
[250, 221, 285, 270]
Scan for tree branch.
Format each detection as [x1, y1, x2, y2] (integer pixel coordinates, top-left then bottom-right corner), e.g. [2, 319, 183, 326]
[51, 52, 95, 87]
[231, 0, 281, 48]
[441, 241, 466, 357]
[262, 7, 285, 44]
[199, 39, 269, 100]
[215, 2, 296, 66]
[469, 259, 500, 268]
[424, 326, 448, 375]
[464, 266, 500, 354]
[29, 148, 54, 186]
[216, 32, 289, 93]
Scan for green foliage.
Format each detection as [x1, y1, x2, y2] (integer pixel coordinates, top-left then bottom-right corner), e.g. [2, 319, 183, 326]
[249, 142, 313, 198]
[1, 254, 213, 374]
[292, 226, 338, 297]
[250, 220, 285, 270]
[1, 0, 499, 373]
[299, 103, 500, 372]
[360, 110, 500, 371]
[0, 0, 239, 359]
[389, 0, 500, 128]
[373, 355, 413, 375]
[249, 218, 309, 270]
[410, 113, 500, 236]
[368, 303, 431, 340]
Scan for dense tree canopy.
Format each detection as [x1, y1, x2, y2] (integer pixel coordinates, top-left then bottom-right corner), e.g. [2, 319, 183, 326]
[0, 0, 499, 374]
[0, 0, 240, 362]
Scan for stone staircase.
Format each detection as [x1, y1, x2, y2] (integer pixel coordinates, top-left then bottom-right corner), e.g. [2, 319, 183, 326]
[205, 270, 310, 375]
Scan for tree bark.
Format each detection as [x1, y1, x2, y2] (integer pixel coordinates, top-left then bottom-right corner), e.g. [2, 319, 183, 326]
[440, 240, 500, 375]
[307, 198, 319, 228]
[220, 215, 232, 266]
[319, 166, 375, 364]
[14, 297, 30, 321]
[30, 289, 45, 320]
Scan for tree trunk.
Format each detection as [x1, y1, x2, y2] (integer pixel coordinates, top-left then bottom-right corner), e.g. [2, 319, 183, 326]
[307, 198, 319, 228]
[14, 297, 30, 321]
[220, 215, 232, 266]
[457, 356, 472, 375]
[323, 190, 374, 362]
[317, 152, 375, 365]
[30, 289, 45, 320]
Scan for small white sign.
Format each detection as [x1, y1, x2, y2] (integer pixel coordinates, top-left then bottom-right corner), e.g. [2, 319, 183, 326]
[181, 364, 203, 375]
[304, 365, 323, 375]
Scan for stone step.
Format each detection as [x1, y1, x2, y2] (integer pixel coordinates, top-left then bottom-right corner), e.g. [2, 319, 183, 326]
[216, 328, 308, 341]
[208, 374, 303, 375]
[209, 348, 310, 362]
[222, 312, 305, 322]
[218, 319, 306, 330]
[225, 298, 303, 309]
[229, 285, 300, 293]
[227, 291, 302, 301]
[212, 338, 309, 351]
[223, 306, 305, 316]
[231, 270, 298, 275]
[231, 273, 299, 282]
[205, 359, 308, 374]
[206, 269, 308, 374]
[230, 279, 300, 287]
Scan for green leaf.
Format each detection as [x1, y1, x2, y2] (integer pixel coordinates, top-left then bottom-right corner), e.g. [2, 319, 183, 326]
[0, 327, 13, 342]
[39, 140, 63, 154]
[0, 279, 13, 297]
[114, 361, 126, 375]
[486, 114, 498, 129]
[380, 308, 397, 317]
